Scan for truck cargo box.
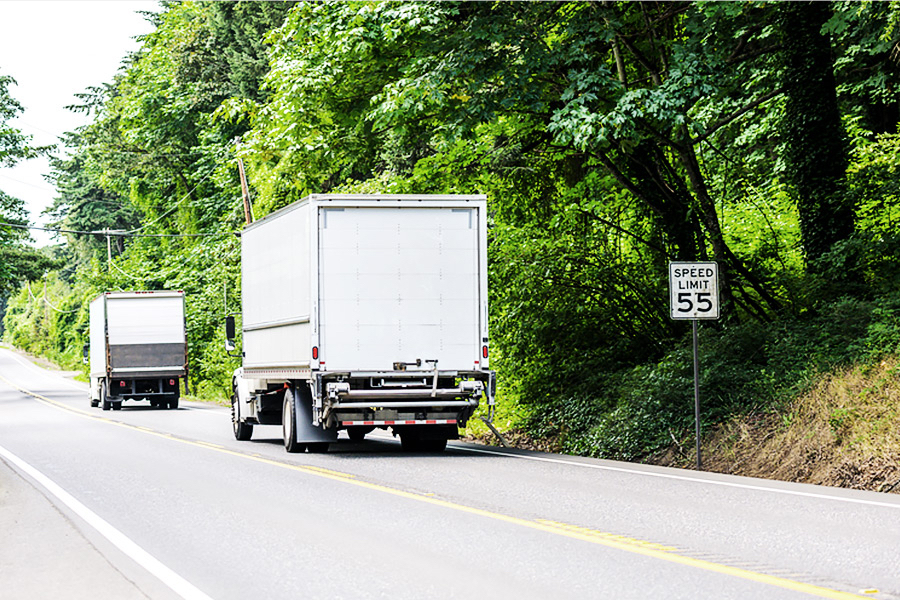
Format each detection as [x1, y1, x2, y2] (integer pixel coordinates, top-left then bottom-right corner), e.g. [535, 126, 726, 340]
[241, 194, 490, 376]
[89, 291, 188, 410]
[232, 194, 495, 452]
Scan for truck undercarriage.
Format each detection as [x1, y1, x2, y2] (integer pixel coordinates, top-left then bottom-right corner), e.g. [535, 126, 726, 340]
[232, 368, 495, 452]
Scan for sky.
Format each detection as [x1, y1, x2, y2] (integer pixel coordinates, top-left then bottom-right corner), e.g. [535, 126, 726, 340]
[0, 0, 158, 247]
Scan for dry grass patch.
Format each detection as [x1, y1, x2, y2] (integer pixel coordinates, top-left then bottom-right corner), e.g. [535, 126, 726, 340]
[652, 356, 900, 493]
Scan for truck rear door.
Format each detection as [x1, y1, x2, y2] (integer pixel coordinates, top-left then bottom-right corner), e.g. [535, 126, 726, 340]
[318, 206, 481, 372]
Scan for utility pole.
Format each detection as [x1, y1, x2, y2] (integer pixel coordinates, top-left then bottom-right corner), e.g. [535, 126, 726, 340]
[235, 139, 253, 225]
[99, 229, 126, 272]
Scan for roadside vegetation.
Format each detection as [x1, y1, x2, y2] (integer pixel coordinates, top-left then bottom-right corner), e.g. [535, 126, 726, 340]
[1, 2, 899, 488]
[655, 356, 900, 493]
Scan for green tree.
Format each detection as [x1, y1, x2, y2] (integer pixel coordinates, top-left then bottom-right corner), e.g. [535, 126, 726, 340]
[44, 132, 141, 269]
[0, 71, 59, 294]
[0, 72, 36, 166]
[6, 1, 900, 459]
[780, 1, 854, 264]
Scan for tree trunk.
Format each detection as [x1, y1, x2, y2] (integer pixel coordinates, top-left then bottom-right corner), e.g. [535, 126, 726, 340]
[780, 1, 854, 264]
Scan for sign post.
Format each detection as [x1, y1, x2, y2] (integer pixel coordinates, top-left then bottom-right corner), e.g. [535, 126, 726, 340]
[669, 261, 720, 470]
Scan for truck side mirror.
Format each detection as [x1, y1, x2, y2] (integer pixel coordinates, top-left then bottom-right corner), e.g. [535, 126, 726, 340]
[225, 316, 236, 352]
[82, 342, 89, 365]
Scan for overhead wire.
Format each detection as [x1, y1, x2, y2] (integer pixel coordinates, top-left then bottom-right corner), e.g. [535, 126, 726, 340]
[0, 173, 57, 192]
[0, 221, 238, 238]
[26, 281, 79, 314]
[123, 165, 219, 234]
[108, 260, 145, 281]
[0, 164, 239, 239]
[4, 150, 245, 296]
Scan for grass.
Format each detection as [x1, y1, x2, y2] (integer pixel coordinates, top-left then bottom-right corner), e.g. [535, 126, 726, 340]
[653, 355, 900, 493]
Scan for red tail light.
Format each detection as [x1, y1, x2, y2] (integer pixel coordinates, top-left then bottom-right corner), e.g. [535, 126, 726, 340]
[119, 381, 126, 387]
[312, 346, 319, 360]
[482, 345, 489, 359]
[169, 379, 175, 386]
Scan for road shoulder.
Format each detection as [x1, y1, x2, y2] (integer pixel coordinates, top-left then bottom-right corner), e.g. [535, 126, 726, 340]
[0, 456, 150, 599]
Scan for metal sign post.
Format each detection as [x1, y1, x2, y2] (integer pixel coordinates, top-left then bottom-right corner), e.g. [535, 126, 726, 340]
[669, 261, 720, 470]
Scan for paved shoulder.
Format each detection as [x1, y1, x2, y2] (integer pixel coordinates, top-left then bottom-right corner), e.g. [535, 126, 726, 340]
[0, 457, 149, 600]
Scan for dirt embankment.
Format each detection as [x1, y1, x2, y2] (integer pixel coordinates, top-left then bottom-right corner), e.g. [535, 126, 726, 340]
[471, 357, 900, 494]
[652, 357, 900, 493]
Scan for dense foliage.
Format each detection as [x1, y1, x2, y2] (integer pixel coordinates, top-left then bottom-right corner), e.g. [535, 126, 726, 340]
[0, 72, 59, 310]
[3, 1, 900, 459]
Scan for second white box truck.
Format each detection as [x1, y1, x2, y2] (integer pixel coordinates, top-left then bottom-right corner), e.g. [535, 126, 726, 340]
[88, 291, 188, 410]
[228, 194, 495, 452]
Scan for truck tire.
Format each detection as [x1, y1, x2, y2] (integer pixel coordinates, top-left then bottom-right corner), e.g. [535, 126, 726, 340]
[101, 381, 111, 411]
[90, 394, 99, 408]
[420, 438, 448, 452]
[282, 388, 306, 453]
[168, 384, 180, 409]
[347, 426, 374, 442]
[232, 390, 253, 441]
[400, 434, 447, 453]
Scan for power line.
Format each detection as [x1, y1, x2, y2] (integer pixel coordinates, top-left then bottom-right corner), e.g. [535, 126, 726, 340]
[0, 173, 56, 193]
[26, 281, 79, 314]
[124, 166, 218, 234]
[0, 221, 238, 238]
[109, 259, 145, 281]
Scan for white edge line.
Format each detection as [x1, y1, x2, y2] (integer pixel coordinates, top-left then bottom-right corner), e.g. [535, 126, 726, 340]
[452, 445, 900, 511]
[0, 443, 214, 600]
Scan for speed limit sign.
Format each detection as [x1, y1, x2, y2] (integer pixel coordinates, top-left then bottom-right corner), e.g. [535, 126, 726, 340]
[669, 262, 719, 320]
[669, 261, 720, 471]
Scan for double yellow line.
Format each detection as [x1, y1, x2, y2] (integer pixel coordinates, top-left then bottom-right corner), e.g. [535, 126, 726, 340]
[0, 371, 877, 600]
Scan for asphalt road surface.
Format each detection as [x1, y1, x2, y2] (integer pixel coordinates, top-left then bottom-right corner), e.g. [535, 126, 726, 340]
[1, 347, 898, 600]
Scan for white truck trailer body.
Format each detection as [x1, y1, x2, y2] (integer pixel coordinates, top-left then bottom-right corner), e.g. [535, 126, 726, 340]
[231, 194, 495, 452]
[89, 291, 188, 410]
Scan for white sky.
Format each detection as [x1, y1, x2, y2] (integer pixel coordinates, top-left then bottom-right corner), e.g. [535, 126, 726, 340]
[0, 0, 158, 247]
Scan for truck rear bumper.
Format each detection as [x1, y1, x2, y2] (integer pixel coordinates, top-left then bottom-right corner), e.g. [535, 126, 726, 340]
[110, 367, 186, 378]
[332, 398, 477, 409]
[340, 418, 458, 426]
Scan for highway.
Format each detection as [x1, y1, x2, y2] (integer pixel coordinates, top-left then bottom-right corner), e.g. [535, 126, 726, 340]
[1, 346, 898, 600]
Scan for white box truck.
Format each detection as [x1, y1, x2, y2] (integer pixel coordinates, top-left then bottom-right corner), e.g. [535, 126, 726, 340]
[228, 194, 495, 452]
[88, 291, 188, 410]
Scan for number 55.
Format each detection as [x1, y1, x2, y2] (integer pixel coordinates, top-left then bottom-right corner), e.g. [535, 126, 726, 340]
[696, 292, 712, 312]
[676, 292, 693, 313]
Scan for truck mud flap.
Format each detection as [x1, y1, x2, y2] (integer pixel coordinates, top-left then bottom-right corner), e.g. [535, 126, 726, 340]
[290, 384, 337, 444]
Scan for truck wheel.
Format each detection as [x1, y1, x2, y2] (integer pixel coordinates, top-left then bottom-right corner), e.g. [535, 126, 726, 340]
[399, 434, 420, 451]
[90, 395, 99, 408]
[400, 434, 447, 453]
[101, 381, 111, 411]
[112, 402, 122, 411]
[307, 442, 329, 453]
[231, 390, 253, 441]
[168, 384, 181, 409]
[420, 438, 448, 452]
[347, 426, 374, 442]
[282, 388, 306, 453]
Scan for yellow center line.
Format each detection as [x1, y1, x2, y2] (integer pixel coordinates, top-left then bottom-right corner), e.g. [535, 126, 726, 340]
[0, 372, 871, 600]
[194, 441, 225, 450]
